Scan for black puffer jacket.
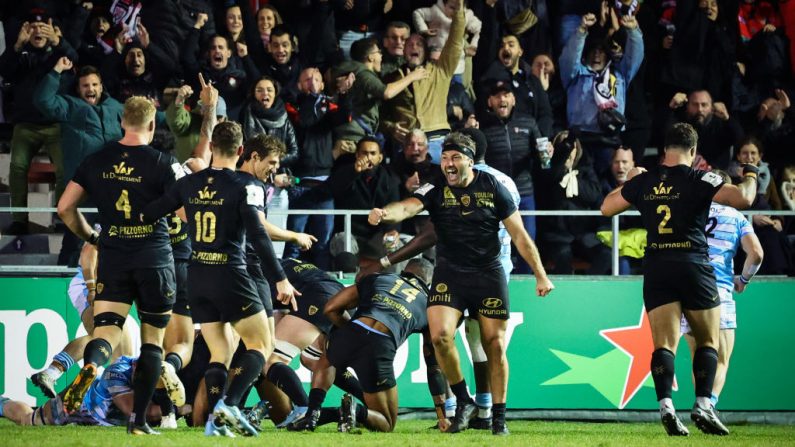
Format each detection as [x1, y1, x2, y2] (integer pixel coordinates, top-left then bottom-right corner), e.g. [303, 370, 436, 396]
[480, 110, 542, 197]
[240, 97, 299, 168]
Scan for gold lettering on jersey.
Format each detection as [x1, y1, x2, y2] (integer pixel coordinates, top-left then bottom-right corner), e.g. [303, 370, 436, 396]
[442, 186, 458, 207]
[170, 232, 188, 245]
[430, 293, 452, 303]
[188, 195, 225, 206]
[649, 241, 692, 249]
[198, 186, 218, 200]
[480, 308, 508, 316]
[652, 182, 673, 195]
[372, 293, 413, 320]
[461, 194, 471, 207]
[106, 224, 154, 238]
[292, 263, 318, 274]
[192, 251, 229, 264]
[474, 192, 495, 208]
[113, 162, 134, 175]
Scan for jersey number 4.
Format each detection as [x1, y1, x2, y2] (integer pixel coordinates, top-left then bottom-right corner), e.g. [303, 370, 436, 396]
[656, 205, 673, 234]
[115, 189, 132, 219]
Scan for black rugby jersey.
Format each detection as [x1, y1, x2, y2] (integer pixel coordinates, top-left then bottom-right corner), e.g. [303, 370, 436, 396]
[142, 167, 286, 281]
[72, 142, 182, 268]
[278, 258, 344, 295]
[412, 170, 517, 271]
[167, 212, 191, 261]
[354, 272, 429, 346]
[238, 173, 269, 267]
[621, 164, 724, 262]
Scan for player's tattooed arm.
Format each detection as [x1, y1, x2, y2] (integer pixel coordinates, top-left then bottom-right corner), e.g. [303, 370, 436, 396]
[324, 285, 359, 328]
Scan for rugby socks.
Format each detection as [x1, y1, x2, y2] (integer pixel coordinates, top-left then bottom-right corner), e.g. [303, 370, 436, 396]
[334, 369, 364, 402]
[224, 350, 265, 406]
[165, 353, 183, 372]
[317, 408, 340, 426]
[266, 362, 309, 407]
[355, 402, 368, 423]
[308, 388, 327, 410]
[153, 388, 174, 417]
[47, 351, 75, 379]
[492, 403, 506, 425]
[450, 380, 474, 405]
[476, 392, 493, 419]
[132, 344, 163, 425]
[693, 347, 718, 400]
[650, 348, 676, 401]
[84, 338, 113, 367]
[711, 393, 720, 407]
[205, 363, 228, 414]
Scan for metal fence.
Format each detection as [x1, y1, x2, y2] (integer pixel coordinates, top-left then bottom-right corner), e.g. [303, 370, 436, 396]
[2, 206, 794, 276]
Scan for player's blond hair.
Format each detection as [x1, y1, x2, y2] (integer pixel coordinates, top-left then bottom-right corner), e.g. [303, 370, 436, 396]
[122, 96, 156, 129]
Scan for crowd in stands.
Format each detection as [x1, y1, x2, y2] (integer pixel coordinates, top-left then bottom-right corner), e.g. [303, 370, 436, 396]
[0, 0, 793, 275]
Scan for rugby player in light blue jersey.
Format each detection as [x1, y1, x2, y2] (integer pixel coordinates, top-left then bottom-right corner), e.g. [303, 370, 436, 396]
[2, 356, 167, 427]
[680, 171, 764, 409]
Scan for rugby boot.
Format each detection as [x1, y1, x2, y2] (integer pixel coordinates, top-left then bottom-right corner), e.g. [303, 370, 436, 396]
[470, 416, 492, 430]
[492, 419, 509, 436]
[691, 403, 729, 435]
[338, 393, 356, 433]
[276, 405, 307, 429]
[213, 399, 259, 437]
[446, 400, 477, 433]
[62, 364, 97, 414]
[31, 372, 57, 398]
[160, 362, 186, 406]
[287, 408, 321, 432]
[246, 399, 269, 429]
[128, 419, 161, 435]
[159, 412, 178, 429]
[661, 408, 689, 436]
[205, 419, 236, 437]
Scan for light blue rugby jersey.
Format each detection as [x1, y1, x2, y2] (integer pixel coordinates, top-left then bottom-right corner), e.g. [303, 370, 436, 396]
[81, 356, 136, 425]
[474, 163, 521, 279]
[706, 202, 754, 292]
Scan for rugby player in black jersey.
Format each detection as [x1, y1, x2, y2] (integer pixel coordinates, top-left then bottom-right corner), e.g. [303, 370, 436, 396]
[141, 120, 299, 437]
[311, 259, 449, 433]
[263, 258, 345, 428]
[368, 132, 554, 435]
[601, 123, 757, 436]
[57, 96, 183, 435]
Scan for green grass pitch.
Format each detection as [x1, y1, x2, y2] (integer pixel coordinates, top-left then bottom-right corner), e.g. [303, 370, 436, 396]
[2, 418, 794, 446]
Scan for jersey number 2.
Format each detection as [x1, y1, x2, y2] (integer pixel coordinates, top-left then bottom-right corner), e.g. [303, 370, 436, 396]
[194, 211, 216, 242]
[656, 205, 673, 234]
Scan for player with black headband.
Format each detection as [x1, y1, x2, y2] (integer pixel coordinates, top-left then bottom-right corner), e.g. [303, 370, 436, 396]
[368, 132, 553, 435]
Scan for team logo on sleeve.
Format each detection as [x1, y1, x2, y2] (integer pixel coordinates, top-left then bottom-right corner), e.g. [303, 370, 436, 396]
[701, 171, 723, 187]
[171, 163, 186, 179]
[435, 283, 448, 293]
[245, 184, 265, 207]
[96, 283, 104, 294]
[415, 183, 435, 196]
[308, 305, 318, 316]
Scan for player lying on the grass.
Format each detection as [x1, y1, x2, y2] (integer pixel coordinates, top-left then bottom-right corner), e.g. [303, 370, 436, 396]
[679, 171, 763, 410]
[4, 356, 170, 427]
[287, 259, 450, 433]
